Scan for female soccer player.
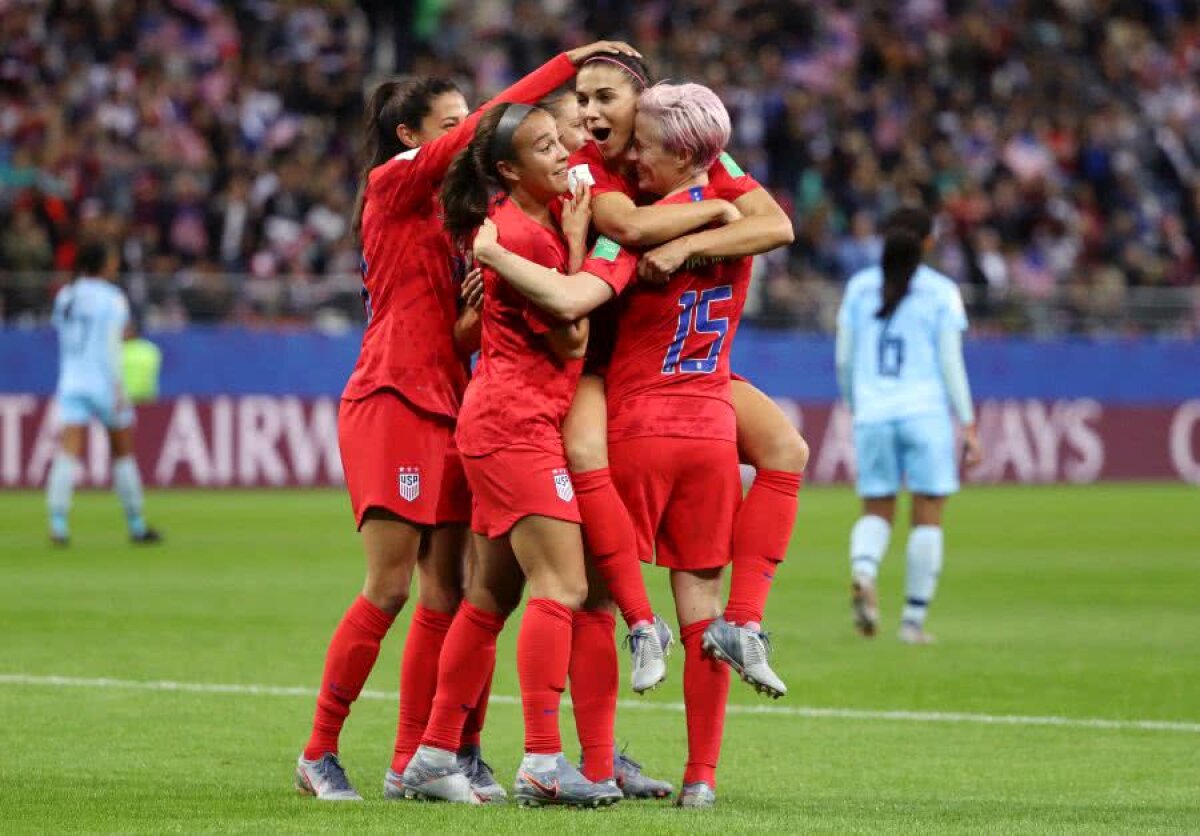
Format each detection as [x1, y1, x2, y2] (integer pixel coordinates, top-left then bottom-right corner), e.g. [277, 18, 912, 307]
[835, 207, 983, 644]
[563, 54, 808, 699]
[400, 102, 627, 808]
[295, 41, 640, 803]
[473, 81, 766, 809]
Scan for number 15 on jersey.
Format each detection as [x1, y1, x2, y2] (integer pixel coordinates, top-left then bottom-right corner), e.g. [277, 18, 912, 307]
[662, 285, 733, 375]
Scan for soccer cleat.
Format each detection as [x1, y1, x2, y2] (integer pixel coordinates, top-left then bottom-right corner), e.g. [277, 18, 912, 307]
[675, 781, 716, 808]
[613, 744, 673, 799]
[295, 753, 362, 801]
[626, 614, 672, 693]
[458, 744, 507, 803]
[131, 527, 163, 545]
[382, 768, 406, 800]
[49, 534, 70, 548]
[851, 576, 879, 637]
[701, 616, 787, 699]
[898, 621, 936, 645]
[399, 745, 482, 804]
[514, 754, 620, 808]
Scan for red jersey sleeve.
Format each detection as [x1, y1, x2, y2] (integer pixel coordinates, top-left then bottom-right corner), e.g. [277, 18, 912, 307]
[569, 141, 635, 200]
[580, 235, 638, 296]
[369, 53, 576, 217]
[707, 151, 760, 202]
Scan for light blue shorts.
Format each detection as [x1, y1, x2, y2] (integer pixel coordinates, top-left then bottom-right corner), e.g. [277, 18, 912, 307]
[853, 412, 958, 498]
[57, 392, 134, 430]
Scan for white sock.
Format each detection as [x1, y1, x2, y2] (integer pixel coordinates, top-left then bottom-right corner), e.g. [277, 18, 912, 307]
[415, 745, 457, 768]
[112, 455, 147, 537]
[850, 515, 891, 583]
[46, 453, 79, 536]
[521, 752, 560, 772]
[902, 526, 944, 626]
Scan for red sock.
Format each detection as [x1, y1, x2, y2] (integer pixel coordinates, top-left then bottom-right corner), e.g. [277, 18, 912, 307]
[573, 468, 654, 627]
[517, 598, 573, 754]
[569, 610, 618, 781]
[304, 595, 395, 759]
[421, 602, 507, 753]
[390, 605, 454, 773]
[460, 656, 494, 750]
[725, 470, 802, 625]
[681, 618, 729, 788]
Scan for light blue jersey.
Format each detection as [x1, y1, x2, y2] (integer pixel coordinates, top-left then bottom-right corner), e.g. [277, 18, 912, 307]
[836, 264, 971, 497]
[836, 265, 968, 426]
[52, 277, 132, 428]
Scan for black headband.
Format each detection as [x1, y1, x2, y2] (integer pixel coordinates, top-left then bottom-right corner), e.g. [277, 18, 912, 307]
[489, 103, 535, 163]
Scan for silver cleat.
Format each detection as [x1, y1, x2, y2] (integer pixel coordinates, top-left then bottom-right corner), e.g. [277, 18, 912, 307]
[701, 616, 787, 699]
[898, 620, 936, 645]
[458, 744, 507, 803]
[613, 744, 673, 799]
[514, 754, 620, 808]
[675, 781, 716, 808]
[295, 753, 362, 801]
[626, 614, 674, 693]
[399, 745, 482, 804]
[852, 576, 880, 637]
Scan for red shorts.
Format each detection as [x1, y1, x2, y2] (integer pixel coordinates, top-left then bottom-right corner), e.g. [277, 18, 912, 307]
[461, 446, 581, 538]
[338, 391, 471, 529]
[610, 436, 741, 570]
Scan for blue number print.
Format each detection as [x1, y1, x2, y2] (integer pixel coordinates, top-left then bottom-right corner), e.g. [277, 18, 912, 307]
[878, 334, 904, 377]
[662, 285, 733, 375]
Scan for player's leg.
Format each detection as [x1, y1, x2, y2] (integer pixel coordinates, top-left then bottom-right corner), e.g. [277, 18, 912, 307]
[570, 559, 619, 784]
[508, 515, 619, 807]
[849, 420, 901, 637]
[46, 404, 85, 544]
[897, 413, 957, 644]
[726, 379, 808, 631]
[403, 533, 521, 803]
[670, 566, 728, 809]
[108, 417, 159, 543]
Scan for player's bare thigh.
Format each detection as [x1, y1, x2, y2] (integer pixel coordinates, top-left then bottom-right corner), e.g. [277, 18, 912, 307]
[467, 533, 526, 617]
[59, 424, 86, 457]
[863, 496, 897, 523]
[732, 378, 809, 473]
[417, 524, 469, 614]
[108, 426, 136, 458]
[509, 515, 589, 610]
[564, 374, 608, 472]
[911, 494, 947, 527]
[359, 508, 425, 615]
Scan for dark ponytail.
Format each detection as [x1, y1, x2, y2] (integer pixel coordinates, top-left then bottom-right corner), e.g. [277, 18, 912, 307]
[876, 228, 923, 320]
[352, 76, 461, 235]
[441, 103, 532, 245]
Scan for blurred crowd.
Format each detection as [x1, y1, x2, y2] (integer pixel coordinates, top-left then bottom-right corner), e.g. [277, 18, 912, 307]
[1, 0, 1198, 333]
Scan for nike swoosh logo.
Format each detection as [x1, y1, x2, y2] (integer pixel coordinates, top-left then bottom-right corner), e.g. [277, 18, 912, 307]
[520, 770, 559, 798]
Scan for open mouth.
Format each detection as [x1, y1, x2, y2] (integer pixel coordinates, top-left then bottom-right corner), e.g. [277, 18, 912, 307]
[590, 126, 612, 143]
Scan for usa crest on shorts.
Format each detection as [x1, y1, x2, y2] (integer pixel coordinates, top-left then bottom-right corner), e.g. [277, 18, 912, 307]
[397, 467, 421, 502]
[552, 468, 574, 502]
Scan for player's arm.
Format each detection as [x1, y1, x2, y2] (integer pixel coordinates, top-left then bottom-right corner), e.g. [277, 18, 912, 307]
[936, 305, 982, 467]
[834, 299, 855, 412]
[545, 317, 590, 361]
[452, 305, 482, 359]
[638, 188, 793, 281]
[473, 219, 624, 322]
[591, 191, 739, 249]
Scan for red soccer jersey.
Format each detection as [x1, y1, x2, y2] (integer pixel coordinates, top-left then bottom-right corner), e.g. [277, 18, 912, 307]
[456, 197, 583, 457]
[598, 184, 754, 443]
[341, 53, 575, 418]
[569, 141, 759, 204]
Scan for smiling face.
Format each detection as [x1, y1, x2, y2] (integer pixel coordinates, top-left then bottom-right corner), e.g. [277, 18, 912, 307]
[402, 90, 469, 147]
[497, 109, 571, 202]
[576, 64, 640, 162]
[629, 111, 691, 196]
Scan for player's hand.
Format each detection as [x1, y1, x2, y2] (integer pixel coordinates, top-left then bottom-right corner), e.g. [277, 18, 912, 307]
[561, 181, 592, 251]
[638, 237, 692, 284]
[717, 199, 742, 225]
[961, 425, 984, 470]
[472, 218, 501, 266]
[461, 266, 484, 312]
[566, 41, 642, 65]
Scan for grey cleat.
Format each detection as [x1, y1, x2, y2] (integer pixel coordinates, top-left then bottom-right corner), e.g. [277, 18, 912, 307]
[898, 620, 936, 645]
[851, 577, 879, 637]
[613, 744, 673, 799]
[594, 779, 627, 805]
[626, 614, 673, 693]
[701, 616, 787, 699]
[382, 768, 405, 799]
[400, 745, 482, 804]
[514, 754, 620, 808]
[675, 781, 716, 808]
[295, 753, 362, 801]
[458, 744, 507, 803]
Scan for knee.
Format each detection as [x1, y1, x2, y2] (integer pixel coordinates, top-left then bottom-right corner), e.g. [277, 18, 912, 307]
[363, 569, 413, 616]
[417, 579, 462, 614]
[755, 430, 809, 474]
[565, 426, 608, 472]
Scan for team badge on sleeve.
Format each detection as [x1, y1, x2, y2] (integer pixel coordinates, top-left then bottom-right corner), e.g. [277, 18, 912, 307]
[397, 467, 421, 502]
[552, 468, 575, 502]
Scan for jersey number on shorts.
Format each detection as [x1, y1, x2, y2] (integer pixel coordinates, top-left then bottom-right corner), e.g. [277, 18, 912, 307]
[878, 334, 905, 377]
[662, 285, 733, 375]
[60, 299, 92, 356]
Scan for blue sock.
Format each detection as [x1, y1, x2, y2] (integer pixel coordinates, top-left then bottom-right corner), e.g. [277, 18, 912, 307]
[46, 454, 78, 537]
[112, 456, 147, 537]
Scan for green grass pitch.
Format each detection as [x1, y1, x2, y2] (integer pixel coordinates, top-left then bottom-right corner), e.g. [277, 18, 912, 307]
[1, 484, 1197, 833]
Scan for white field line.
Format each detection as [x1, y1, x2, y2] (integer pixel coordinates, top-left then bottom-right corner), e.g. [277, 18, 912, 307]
[2, 673, 1198, 734]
